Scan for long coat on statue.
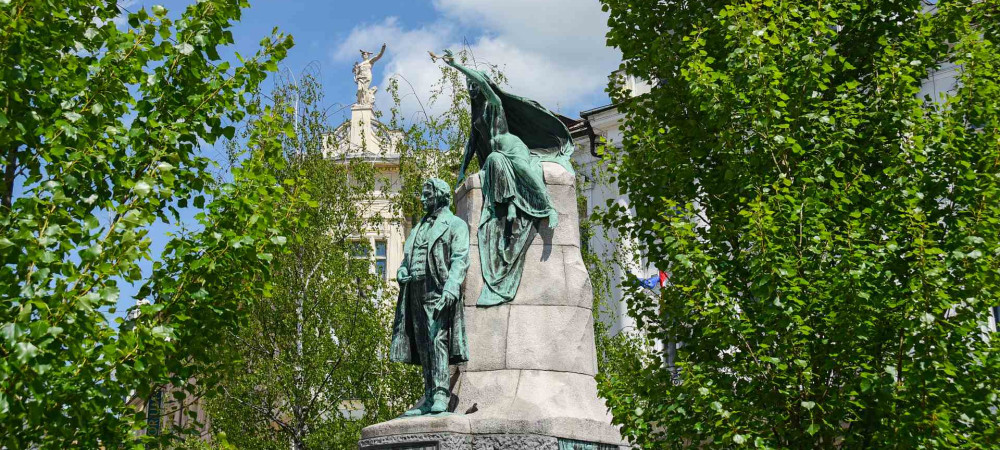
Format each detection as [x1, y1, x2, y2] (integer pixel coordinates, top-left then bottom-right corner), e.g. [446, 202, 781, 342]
[389, 208, 470, 365]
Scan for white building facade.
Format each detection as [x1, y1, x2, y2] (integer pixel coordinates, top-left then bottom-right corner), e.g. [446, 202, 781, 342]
[323, 84, 408, 284]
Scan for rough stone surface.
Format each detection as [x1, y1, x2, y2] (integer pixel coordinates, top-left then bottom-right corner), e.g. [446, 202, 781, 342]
[450, 370, 520, 415]
[450, 370, 616, 439]
[534, 211, 580, 247]
[505, 306, 597, 375]
[462, 244, 484, 307]
[461, 305, 509, 371]
[454, 182, 482, 231]
[357, 432, 561, 450]
[362, 414, 471, 439]
[542, 162, 576, 186]
[510, 371, 611, 423]
[471, 434, 559, 450]
[513, 245, 594, 309]
[544, 183, 580, 220]
[511, 244, 566, 307]
[564, 249, 595, 310]
[359, 432, 470, 450]
[361, 162, 625, 449]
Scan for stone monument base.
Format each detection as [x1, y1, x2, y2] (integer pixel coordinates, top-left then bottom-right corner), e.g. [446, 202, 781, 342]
[359, 432, 620, 450]
[358, 415, 624, 450]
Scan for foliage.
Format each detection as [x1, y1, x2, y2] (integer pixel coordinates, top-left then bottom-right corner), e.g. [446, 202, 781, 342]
[599, 0, 1000, 448]
[577, 161, 661, 446]
[202, 71, 420, 450]
[0, 0, 291, 447]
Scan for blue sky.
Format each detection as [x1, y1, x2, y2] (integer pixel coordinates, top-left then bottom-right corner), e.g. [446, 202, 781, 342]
[110, 0, 620, 320]
[125, 0, 620, 121]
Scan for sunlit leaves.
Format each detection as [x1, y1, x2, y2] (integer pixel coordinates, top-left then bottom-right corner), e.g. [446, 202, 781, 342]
[0, 0, 290, 447]
[599, 0, 1000, 447]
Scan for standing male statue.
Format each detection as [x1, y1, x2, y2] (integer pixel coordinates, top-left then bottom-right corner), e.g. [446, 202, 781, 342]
[390, 178, 470, 416]
[353, 43, 386, 106]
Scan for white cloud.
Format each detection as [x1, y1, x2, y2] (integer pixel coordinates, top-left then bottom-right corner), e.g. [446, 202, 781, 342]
[332, 1, 619, 121]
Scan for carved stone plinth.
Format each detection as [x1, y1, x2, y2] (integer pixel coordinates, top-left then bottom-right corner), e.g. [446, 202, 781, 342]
[359, 163, 625, 450]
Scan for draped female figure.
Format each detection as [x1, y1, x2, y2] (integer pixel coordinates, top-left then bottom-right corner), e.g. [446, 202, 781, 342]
[437, 50, 576, 306]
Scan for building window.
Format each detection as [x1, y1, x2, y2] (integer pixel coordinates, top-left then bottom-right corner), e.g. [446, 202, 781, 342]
[375, 240, 387, 281]
[351, 241, 369, 259]
[350, 238, 388, 282]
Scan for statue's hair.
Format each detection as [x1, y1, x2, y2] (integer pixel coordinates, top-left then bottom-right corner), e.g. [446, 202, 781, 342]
[424, 178, 452, 206]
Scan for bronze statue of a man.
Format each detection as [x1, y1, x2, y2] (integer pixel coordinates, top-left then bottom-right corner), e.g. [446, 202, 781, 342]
[390, 178, 470, 416]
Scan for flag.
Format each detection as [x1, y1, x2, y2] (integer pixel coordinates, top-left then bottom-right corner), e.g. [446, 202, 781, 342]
[638, 271, 670, 289]
[638, 274, 659, 289]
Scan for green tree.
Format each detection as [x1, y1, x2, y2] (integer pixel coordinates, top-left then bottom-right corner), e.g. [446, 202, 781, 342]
[202, 70, 420, 450]
[0, 1, 293, 447]
[599, 0, 1000, 447]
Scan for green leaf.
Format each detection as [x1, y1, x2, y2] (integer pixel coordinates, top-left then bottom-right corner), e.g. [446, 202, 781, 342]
[84, 215, 100, 230]
[81, 243, 103, 260]
[14, 342, 38, 364]
[175, 42, 194, 55]
[134, 180, 152, 196]
[151, 325, 173, 341]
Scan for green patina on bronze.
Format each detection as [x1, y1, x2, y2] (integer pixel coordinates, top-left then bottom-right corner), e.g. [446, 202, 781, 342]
[390, 178, 470, 416]
[443, 51, 575, 307]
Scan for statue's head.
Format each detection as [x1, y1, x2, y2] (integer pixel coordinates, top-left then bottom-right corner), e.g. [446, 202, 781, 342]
[466, 70, 489, 100]
[468, 79, 481, 99]
[421, 178, 451, 214]
[360, 49, 372, 59]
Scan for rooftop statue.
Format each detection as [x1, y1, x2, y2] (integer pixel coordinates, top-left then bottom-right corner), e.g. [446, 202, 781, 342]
[430, 50, 575, 307]
[390, 178, 470, 416]
[353, 43, 386, 107]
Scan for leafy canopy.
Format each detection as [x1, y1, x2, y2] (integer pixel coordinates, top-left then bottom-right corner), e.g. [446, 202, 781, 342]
[0, 0, 292, 446]
[600, 0, 1000, 448]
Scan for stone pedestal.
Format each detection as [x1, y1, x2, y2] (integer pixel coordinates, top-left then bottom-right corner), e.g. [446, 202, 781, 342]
[359, 163, 625, 450]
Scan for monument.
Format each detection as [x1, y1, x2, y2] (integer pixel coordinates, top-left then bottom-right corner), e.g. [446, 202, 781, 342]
[359, 51, 625, 450]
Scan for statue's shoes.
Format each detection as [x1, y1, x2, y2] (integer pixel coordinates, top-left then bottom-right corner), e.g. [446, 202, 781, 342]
[401, 406, 426, 417]
[429, 398, 449, 414]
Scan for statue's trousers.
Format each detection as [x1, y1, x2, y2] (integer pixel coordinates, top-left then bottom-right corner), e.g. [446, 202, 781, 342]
[406, 279, 451, 398]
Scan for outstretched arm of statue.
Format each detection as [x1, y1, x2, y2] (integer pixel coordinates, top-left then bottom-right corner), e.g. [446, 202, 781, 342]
[370, 43, 386, 64]
[434, 50, 502, 108]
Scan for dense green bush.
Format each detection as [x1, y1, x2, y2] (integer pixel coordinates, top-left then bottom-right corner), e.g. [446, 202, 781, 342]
[599, 0, 1000, 447]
